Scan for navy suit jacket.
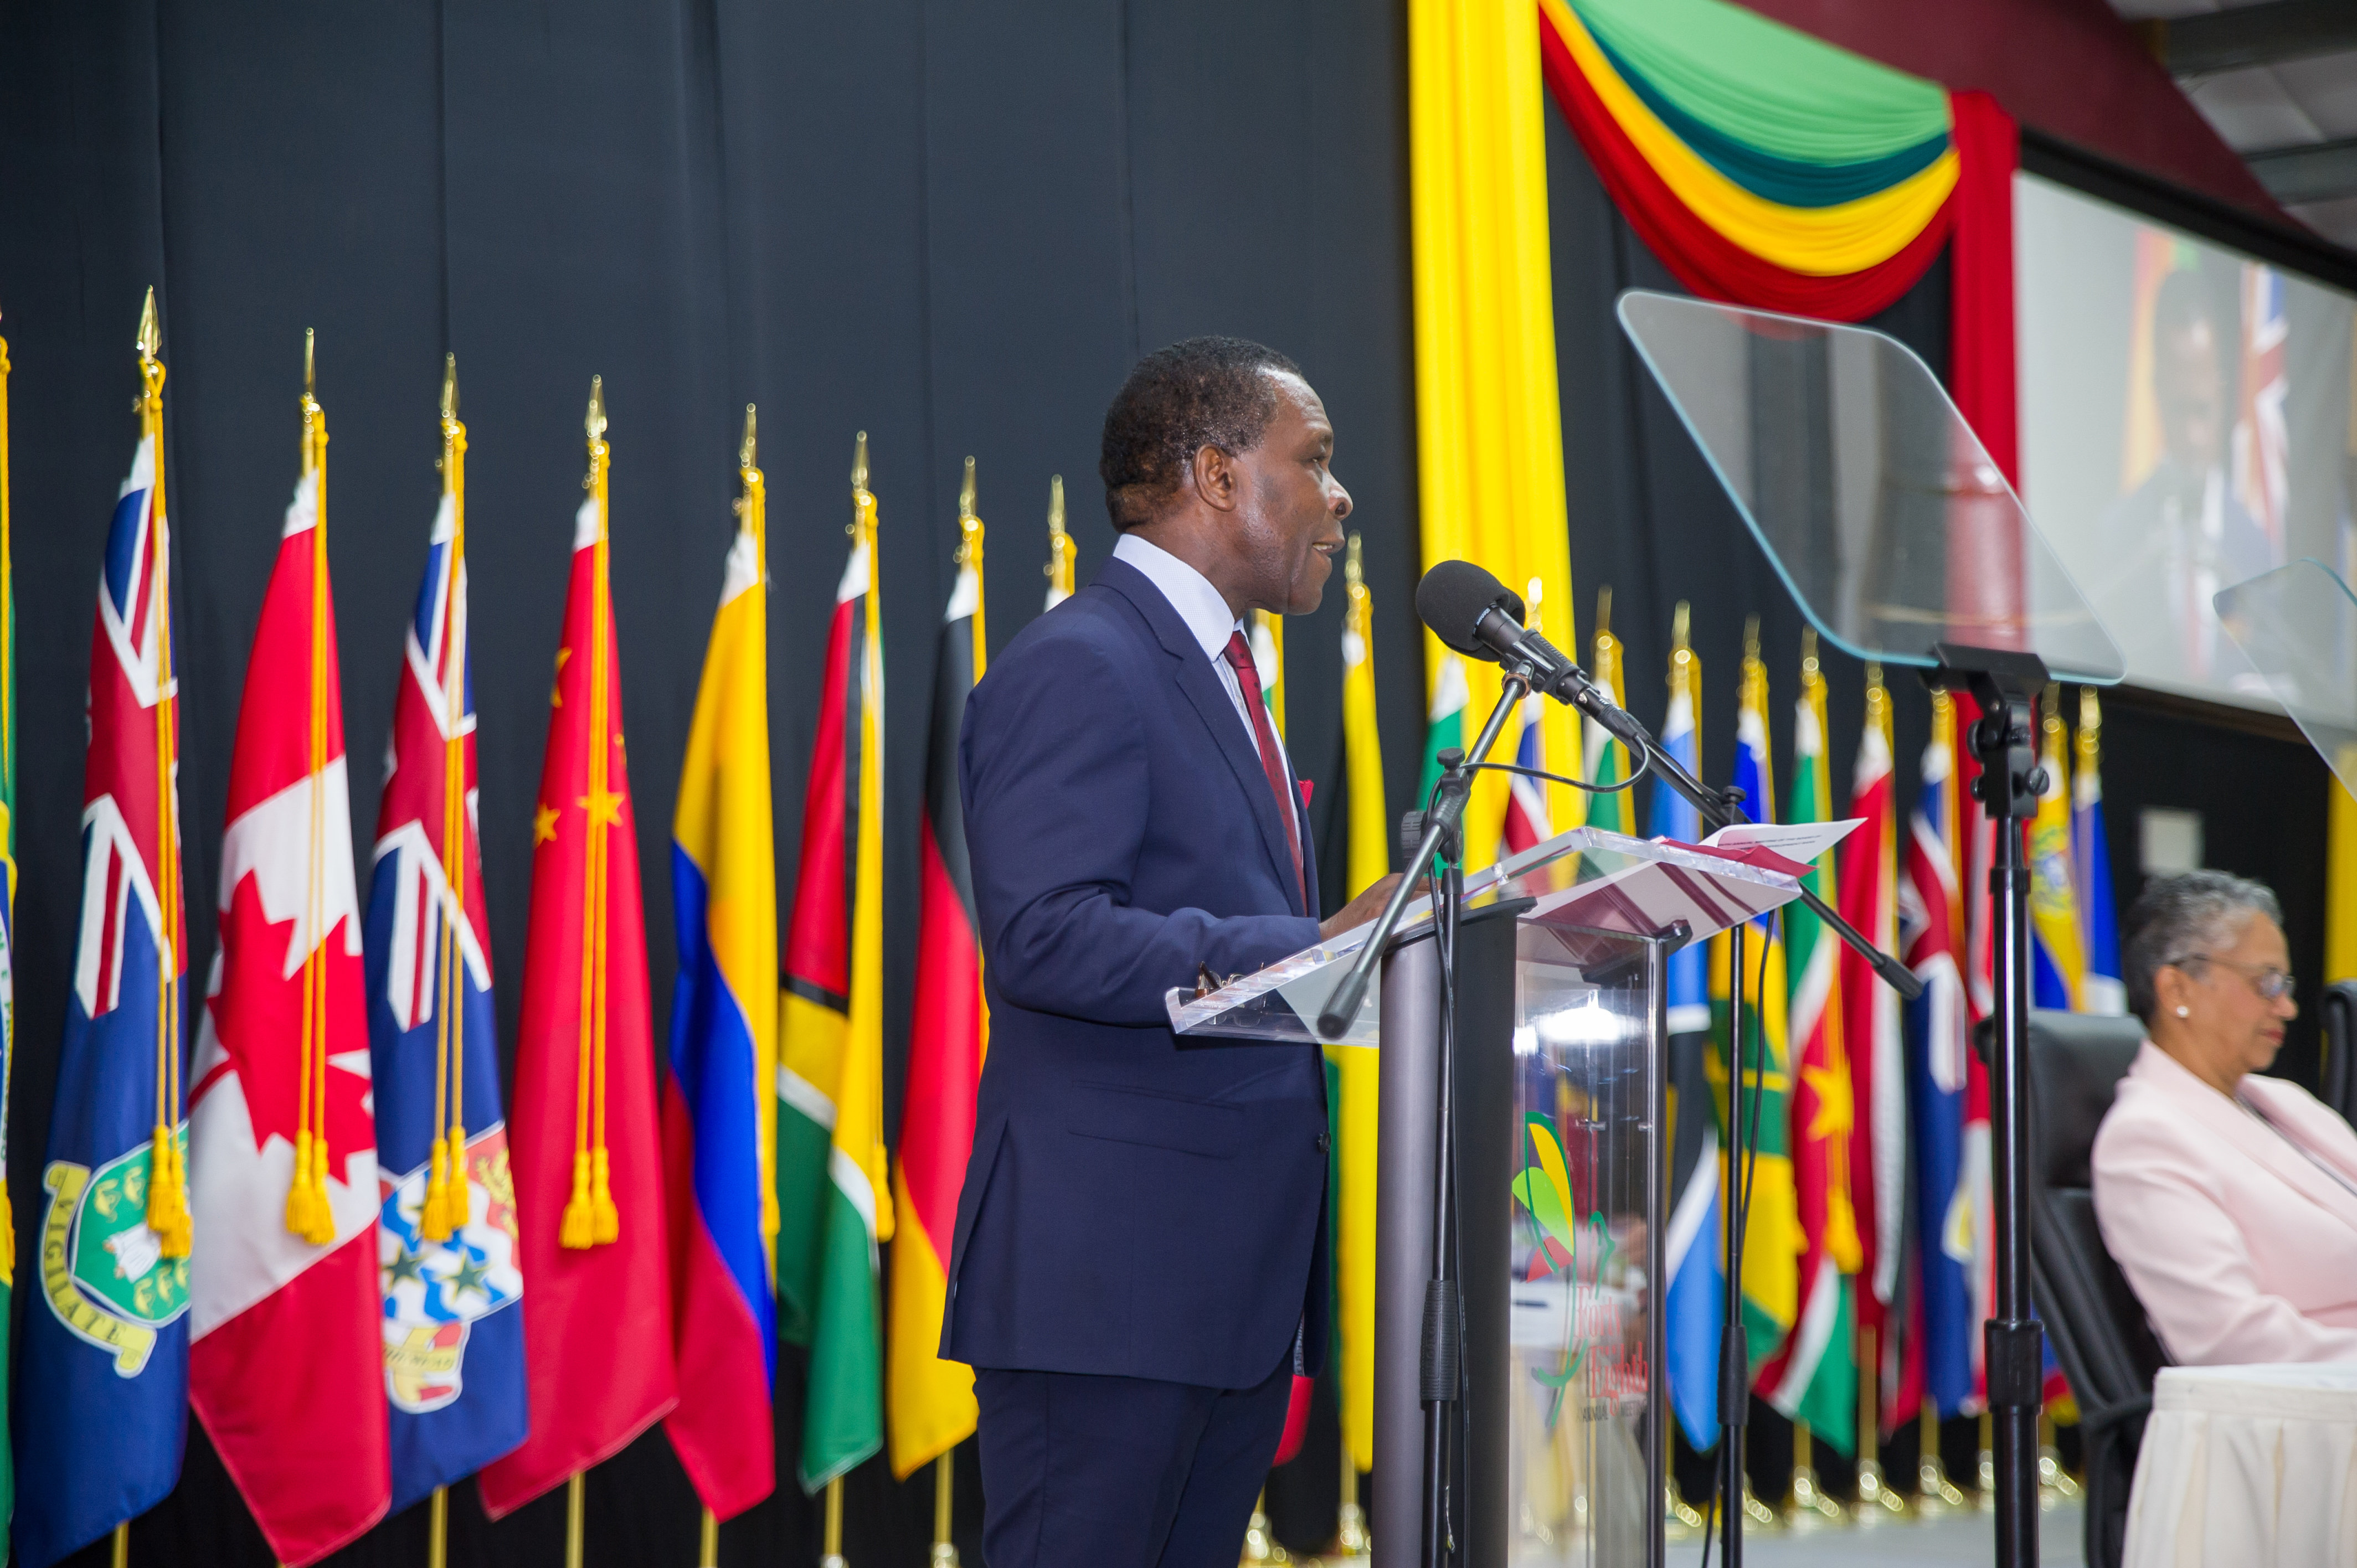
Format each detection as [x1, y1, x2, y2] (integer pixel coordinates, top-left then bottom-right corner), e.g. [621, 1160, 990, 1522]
[942, 555, 1332, 1388]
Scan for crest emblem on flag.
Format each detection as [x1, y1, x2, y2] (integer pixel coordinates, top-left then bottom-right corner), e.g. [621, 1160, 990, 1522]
[38, 1133, 193, 1376]
[376, 1126, 522, 1414]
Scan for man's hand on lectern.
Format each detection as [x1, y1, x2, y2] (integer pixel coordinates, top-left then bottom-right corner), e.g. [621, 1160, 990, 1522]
[1319, 873, 1404, 943]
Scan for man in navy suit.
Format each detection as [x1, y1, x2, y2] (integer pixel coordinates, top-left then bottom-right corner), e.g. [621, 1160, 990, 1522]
[946, 337, 1399, 1565]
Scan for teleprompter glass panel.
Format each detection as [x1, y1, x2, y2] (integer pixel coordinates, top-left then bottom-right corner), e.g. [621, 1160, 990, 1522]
[1617, 289, 2124, 683]
[2215, 560, 2357, 800]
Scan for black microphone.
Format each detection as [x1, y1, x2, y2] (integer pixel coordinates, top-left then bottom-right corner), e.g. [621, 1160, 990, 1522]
[1414, 560, 1647, 748]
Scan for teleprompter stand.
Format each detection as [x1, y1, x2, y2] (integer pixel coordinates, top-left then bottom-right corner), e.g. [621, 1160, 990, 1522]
[1616, 288, 2127, 1568]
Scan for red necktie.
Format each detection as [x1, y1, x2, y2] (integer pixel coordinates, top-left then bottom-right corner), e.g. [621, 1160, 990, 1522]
[1222, 630, 1305, 907]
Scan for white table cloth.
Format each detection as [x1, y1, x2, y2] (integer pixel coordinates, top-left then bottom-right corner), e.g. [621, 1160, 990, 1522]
[2123, 1363, 2357, 1567]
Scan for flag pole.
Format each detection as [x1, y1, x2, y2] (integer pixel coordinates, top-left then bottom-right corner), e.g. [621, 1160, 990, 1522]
[427, 1486, 448, 1568]
[698, 1507, 718, 1567]
[821, 1476, 847, 1568]
[112, 1523, 127, 1568]
[565, 1472, 585, 1568]
[932, 1453, 958, 1567]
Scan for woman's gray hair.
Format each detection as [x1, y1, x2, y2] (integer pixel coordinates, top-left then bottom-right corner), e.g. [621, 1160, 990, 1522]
[2121, 870, 2283, 1023]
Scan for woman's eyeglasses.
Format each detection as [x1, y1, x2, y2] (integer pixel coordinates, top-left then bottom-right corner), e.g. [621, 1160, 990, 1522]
[2169, 953, 2296, 1001]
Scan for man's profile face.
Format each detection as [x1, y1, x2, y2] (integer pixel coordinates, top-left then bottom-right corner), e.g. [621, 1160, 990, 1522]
[2156, 316, 2224, 473]
[1229, 372, 1351, 616]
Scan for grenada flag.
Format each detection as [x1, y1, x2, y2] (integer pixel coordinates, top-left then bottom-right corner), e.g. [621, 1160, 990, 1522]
[478, 381, 676, 1518]
[887, 476, 986, 1479]
[662, 414, 778, 1518]
[186, 375, 390, 1566]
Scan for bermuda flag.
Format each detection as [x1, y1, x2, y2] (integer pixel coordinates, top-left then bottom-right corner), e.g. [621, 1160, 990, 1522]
[778, 473, 892, 1490]
[186, 434, 390, 1565]
[478, 394, 676, 1517]
[17, 392, 193, 1567]
[1900, 688, 1982, 1419]
[886, 523, 984, 1478]
[1652, 627, 1722, 1447]
[362, 431, 526, 1513]
[661, 430, 778, 1519]
[1837, 674, 1906, 1418]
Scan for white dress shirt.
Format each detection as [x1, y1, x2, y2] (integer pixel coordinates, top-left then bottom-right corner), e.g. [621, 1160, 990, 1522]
[1110, 532, 1296, 788]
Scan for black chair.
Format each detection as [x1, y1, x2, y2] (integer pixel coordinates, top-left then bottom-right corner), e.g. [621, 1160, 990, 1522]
[2320, 982, 2357, 1128]
[2020, 1009, 2168, 1568]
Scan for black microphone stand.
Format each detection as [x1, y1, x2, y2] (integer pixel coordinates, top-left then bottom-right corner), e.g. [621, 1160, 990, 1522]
[1316, 664, 1528, 1568]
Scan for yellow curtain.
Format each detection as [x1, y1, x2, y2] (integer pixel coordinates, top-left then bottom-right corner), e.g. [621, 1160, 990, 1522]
[1411, 0, 1581, 868]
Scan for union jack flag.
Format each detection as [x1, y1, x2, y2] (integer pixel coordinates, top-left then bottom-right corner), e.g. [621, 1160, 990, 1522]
[1500, 692, 1551, 858]
[2235, 263, 2289, 559]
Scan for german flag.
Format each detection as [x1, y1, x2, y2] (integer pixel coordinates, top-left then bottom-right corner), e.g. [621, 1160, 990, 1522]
[887, 464, 986, 1477]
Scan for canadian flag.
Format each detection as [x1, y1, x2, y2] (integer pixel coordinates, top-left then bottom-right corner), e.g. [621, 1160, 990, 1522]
[187, 461, 390, 1563]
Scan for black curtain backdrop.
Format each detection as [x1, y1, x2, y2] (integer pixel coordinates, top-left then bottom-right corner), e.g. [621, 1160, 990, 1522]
[0, 2, 1425, 1563]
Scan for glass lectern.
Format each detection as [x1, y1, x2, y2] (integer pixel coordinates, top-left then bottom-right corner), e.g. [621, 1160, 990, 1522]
[1171, 828, 1809, 1567]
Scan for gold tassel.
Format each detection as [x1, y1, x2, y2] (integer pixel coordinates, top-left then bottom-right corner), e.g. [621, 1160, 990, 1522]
[560, 1151, 595, 1250]
[146, 1126, 192, 1258]
[301, 1132, 336, 1246]
[590, 1147, 619, 1244]
[421, 1136, 453, 1242]
[286, 1129, 319, 1237]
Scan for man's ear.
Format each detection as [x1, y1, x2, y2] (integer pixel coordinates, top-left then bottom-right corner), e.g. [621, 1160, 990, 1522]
[1191, 443, 1239, 513]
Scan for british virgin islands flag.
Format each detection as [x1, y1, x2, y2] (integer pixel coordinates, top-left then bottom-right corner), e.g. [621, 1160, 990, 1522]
[17, 362, 192, 1568]
[362, 384, 525, 1514]
[661, 414, 777, 1519]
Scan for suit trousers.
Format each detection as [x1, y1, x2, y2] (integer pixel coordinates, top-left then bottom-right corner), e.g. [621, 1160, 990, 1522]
[974, 1346, 1293, 1567]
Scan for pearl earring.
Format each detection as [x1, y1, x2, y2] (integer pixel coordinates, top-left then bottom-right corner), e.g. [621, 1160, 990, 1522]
[2175, 1005, 2190, 1018]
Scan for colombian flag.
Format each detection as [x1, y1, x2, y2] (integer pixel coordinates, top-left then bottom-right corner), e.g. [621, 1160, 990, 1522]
[661, 417, 779, 1519]
[887, 480, 986, 1479]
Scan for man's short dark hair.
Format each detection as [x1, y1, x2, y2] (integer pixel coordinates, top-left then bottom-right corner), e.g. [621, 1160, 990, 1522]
[1099, 337, 1301, 528]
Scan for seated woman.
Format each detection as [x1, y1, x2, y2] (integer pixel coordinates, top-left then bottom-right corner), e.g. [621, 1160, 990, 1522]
[2093, 870, 2357, 1364]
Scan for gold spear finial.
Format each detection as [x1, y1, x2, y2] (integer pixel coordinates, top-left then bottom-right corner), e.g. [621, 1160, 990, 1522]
[303, 328, 316, 405]
[2078, 684, 2102, 734]
[137, 286, 161, 363]
[1800, 625, 1819, 673]
[1672, 600, 1691, 653]
[739, 404, 758, 471]
[1345, 530, 1364, 590]
[959, 455, 978, 523]
[852, 430, 870, 497]
[1596, 585, 1613, 639]
[585, 375, 607, 443]
[1743, 612, 1762, 662]
[441, 353, 458, 421]
[1048, 473, 1066, 538]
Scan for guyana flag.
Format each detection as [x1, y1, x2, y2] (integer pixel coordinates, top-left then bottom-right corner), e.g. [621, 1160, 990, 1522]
[1757, 636, 1860, 1451]
[1709, 628, 1800, 1370]
[778, 446, 892, 1489]
[1331, 533, 1385, 1474]
[886, 473, 986, 1478]
[1582, 589, 1629, 834]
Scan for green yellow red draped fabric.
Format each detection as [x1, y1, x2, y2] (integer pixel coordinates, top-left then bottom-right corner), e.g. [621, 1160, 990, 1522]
[1535, 0, 2021, 480]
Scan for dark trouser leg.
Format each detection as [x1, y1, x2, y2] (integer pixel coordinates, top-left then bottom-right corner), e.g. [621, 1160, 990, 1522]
[974, 1350, 1292, 1568]
[1155, 1350, 1293, 1568]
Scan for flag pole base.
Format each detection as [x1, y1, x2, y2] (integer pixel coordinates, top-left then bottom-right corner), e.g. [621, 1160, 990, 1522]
[930, 1452, 960, 1567]
[1239, 1487, 1291, 1563]
[1313, 1465, 1372, 1564]
[1785, 1426, 1850, 1532]
[1664, 1485, 1708, 1541]
[821, 1476, 848, 1568]
[565, 1472, 586, 1568]
[1854, 1459, 1912, 1524]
